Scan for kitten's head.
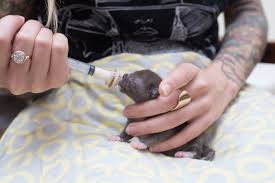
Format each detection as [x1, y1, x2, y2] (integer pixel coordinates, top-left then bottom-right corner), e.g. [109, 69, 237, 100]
[119, 70, 162, 103]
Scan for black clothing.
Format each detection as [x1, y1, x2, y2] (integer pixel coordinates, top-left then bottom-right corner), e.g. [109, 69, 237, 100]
[42, 0, 234, 62]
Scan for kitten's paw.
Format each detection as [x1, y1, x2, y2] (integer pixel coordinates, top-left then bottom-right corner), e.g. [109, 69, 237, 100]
[174, 151, 197, 159]
[108, 135, 122, 142]
[130, 141, 148, 150]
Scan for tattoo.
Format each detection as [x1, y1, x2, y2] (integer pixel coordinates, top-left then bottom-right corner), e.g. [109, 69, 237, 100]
[0, 0, 38, 19]
[215, 0, 268, 87]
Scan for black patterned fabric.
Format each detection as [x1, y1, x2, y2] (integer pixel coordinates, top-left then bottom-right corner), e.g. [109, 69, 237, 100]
[41, 0, 233, 62]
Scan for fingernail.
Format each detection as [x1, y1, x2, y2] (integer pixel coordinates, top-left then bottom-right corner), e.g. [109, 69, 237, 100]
[161, 84, 172, 96]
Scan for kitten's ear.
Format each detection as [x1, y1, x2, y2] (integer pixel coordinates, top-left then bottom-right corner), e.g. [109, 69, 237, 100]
[150, 88, 160, 99]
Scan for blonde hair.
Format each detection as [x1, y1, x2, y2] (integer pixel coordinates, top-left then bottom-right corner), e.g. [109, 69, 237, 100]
[46, 0, 58, 32]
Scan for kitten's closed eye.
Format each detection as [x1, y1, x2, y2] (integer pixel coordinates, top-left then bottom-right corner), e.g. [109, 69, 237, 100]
[150, 87, 159, 99]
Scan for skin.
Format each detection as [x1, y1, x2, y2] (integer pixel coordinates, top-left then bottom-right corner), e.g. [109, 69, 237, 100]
[1, 0, 268, 153]
[0, 2, 69, 95]
[118, 70, 215, 160]
[124, 0, 268, 153]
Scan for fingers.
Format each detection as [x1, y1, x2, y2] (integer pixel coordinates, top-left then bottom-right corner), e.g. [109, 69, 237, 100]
[0, 15, 69, 94]
[124, 90, 180, 118]
[0, 15, 25, 69]
[10, 20, 43, 69]
[159, 63, 199, 96]
[8, 20, 43, 94]
[123, 77, 208, 119]
[150, 114, 213, 152]
[30, 28, 53, 93]
[47, 33, 69, 88]
[126, 97, 210, 136]
[183, 72, 210, 99]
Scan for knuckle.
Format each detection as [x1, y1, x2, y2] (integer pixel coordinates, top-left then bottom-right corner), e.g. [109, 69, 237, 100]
[52, 41, 68, 54]
[201, 97, 212, 111]
[197, 78, 209, 91]
[54, 33, 68, 41]
[2, 15, 17, 21]
[26, 19, 42, 27]
[53, 33, 68, 46]
[15, 33, 33, 44]
[41, 27, 53, 36]
[3, 15, 13, 19]
[35, 37, 51, 49]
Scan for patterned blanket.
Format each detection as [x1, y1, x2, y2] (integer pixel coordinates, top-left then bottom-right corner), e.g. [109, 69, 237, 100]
[0, 53, 274, 183]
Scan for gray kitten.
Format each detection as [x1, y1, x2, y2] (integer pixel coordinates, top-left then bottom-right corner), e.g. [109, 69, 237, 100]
[114, 70, 215, 161]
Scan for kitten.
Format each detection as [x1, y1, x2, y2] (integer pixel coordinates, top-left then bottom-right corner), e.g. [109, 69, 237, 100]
[113, 70, 215, 160]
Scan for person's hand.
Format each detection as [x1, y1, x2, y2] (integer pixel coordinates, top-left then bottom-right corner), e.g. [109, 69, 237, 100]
[123, 62, 240, 152]
[0, 15, 69, 95]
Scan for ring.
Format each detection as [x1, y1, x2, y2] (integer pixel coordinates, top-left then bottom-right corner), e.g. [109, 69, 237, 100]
[11, 51, 30, 64]
[171, 90, 191, 111]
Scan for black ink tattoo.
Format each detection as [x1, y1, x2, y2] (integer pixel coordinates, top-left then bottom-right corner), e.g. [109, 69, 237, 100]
[215, 0, 268, 87]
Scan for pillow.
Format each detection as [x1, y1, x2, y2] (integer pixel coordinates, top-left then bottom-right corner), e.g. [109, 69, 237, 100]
[0, 52, 274, 183]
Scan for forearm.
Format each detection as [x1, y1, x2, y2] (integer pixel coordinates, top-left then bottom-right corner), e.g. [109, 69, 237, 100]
[0, 0, 38, 19]
[214, 0, 268, 90]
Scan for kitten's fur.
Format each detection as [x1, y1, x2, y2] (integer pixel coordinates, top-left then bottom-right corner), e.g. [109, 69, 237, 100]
[118, 70, 215, 160]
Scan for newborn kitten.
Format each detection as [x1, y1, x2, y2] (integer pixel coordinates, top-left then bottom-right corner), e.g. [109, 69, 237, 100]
[114, 70, 215, 161]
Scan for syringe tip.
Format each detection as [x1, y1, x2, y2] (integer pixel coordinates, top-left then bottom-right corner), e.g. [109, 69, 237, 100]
[107, 71, 122, 88]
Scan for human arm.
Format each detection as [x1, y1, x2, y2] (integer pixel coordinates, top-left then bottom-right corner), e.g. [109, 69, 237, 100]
[123, 0, 268, 152]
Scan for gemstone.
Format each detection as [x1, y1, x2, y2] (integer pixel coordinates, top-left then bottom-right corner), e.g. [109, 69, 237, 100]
[12, 51, 26, 64]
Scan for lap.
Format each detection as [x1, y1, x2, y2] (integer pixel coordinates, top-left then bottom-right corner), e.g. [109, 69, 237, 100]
[0, 53, 274, 182]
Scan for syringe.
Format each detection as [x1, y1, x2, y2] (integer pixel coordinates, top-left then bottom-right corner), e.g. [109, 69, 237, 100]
[68, 58, 121, 88]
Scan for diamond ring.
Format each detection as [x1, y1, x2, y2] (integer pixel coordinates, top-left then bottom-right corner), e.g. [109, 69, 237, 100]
[11, 51, 30, 64]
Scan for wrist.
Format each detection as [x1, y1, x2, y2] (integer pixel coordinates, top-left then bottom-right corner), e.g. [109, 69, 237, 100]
[209, 61, 242, 99]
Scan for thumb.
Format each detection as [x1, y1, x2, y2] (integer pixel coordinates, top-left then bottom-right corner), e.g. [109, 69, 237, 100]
[159, 63, 199, 96]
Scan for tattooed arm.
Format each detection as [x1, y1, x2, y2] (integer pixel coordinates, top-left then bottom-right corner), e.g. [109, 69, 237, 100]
[0, 0, 38, 19]
[124, 0, 269, 153]
[214, 0, 268, 89]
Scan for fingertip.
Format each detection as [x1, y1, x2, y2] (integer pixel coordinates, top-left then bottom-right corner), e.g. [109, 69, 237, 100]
[54, 33, 68, 43]
[126, 125, 137, 136]
[17, 16, 25, 23]
[122, 108, 128, 116]
[123, 104, 138, 118]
